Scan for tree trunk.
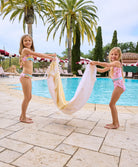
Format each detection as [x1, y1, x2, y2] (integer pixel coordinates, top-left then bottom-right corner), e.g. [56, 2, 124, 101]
[24, 6, 34, 37]
[28, 24, 33, 37]
[72, 24, 81, 75]
[67, 28, 72, 73]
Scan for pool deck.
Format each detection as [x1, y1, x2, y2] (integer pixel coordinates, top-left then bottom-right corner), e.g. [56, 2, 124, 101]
[0, 76, 138, 167]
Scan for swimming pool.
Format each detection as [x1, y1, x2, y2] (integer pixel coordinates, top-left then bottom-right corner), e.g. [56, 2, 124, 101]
[13, 78, 138, 106]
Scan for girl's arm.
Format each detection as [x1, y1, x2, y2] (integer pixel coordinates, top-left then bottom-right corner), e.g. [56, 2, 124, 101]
[22, 48, 56, 60]
[97, 67, 110, 73]
[90, 61, 120, 68]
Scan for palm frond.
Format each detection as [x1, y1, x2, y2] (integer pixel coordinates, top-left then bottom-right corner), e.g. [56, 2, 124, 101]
[47, 0, 98, 45]
[1, 0, 55, 36]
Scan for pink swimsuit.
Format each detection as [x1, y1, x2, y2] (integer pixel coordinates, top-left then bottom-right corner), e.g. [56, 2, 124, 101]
[111, 67, 125, 91]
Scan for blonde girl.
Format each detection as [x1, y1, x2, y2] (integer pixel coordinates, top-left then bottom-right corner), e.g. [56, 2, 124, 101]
[19, 34, 56, 123]
[90, 47, 125, 129]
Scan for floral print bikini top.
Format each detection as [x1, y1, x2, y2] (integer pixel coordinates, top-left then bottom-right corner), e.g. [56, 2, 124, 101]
[20, 55, 34, 68]
[22, 55, 34, 62]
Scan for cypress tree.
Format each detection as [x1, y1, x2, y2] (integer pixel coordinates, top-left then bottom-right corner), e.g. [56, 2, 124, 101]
[135, 42, 138, 53]
[110, 30, 118, 50]
[93, 26, 103, 61]
[72, 24, 81, 75]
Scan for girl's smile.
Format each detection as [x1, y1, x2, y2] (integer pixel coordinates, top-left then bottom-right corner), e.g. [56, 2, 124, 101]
[110, 51, 119, 61]
[23, 37, 32, 49]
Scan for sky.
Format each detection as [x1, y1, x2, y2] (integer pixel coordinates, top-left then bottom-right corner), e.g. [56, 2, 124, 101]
[0, 0, 138, 56]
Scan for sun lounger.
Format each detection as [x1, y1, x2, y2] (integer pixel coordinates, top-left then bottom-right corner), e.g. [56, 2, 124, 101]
[32, 68, 44, 77]
[77, 70, 83, 76]
[39, 68, 45, 73]
[0, 66, 14, 77]
[63, 70, 73, 76]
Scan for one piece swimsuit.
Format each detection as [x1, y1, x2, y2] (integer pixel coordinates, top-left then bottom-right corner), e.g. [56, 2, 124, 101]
[111, 67, 125, 91]
[20, 55, 34, 79]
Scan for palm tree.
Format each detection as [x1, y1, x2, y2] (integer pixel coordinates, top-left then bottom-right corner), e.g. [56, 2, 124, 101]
[47, 0, 98, 72]
[0, 0, 55, 36]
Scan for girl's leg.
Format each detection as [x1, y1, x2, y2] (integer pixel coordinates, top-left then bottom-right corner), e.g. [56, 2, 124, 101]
[20, 77, 33, 123]
[105, 86, 124, 129]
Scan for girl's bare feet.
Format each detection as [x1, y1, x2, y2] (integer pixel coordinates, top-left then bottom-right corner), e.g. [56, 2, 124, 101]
[104, 123, 119, 129]
[27, 117, 32, 120]
[20, 116, 32, 120]
[20, 117, 33, 123]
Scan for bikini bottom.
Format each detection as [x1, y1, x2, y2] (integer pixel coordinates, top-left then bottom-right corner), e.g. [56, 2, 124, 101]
[20, 73, 32, 79]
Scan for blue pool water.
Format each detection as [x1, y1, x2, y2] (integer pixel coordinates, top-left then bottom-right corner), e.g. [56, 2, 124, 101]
[12, 78, 138, 106]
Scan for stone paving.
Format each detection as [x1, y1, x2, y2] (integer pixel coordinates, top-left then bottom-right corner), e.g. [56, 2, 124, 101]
[0, 76, 138, 167]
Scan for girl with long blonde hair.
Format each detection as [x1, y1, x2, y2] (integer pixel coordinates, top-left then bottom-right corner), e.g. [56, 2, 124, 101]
[19, 34, 56, 123]
[90, 47, 125, 129]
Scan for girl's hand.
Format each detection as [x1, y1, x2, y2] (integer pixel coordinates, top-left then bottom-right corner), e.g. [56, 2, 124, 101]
[90, 61, 96, 65]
